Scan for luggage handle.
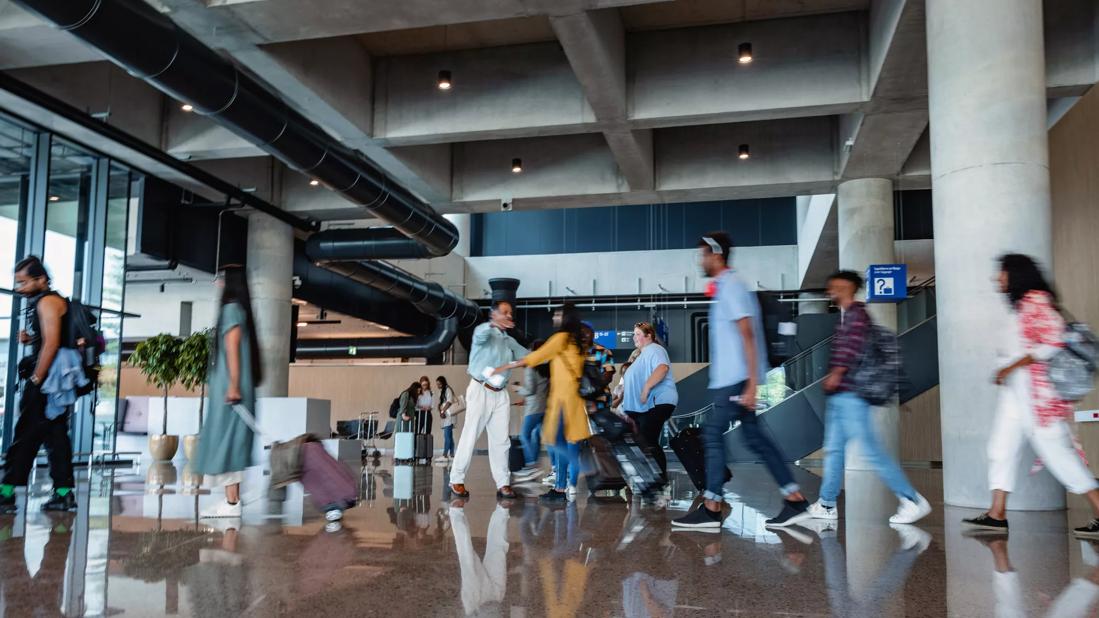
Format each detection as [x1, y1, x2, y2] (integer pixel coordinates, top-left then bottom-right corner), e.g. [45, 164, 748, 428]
[232, 403, 274, 445]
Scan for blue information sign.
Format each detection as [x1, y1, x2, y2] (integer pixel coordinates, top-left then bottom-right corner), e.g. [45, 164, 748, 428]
[594, 330, 617, 350]
[865, 264, 908, 303]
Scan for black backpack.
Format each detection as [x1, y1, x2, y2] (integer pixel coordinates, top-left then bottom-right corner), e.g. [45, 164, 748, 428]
[65, 298, 105, 397]
[388, 396, 401, 419]
[850, 323, 904, 406]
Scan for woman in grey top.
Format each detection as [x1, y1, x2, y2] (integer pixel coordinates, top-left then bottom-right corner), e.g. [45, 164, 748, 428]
[193, 265, 262, 519]
[513, 338, 549, 482]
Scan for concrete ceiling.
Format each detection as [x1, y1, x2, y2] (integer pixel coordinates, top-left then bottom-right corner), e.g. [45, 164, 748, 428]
[0, 0, 1096, 223]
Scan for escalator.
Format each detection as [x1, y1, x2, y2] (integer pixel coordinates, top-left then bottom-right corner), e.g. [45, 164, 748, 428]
[670, 281, 939, 465]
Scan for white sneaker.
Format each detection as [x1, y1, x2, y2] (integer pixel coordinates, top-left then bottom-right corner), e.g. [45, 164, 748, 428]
[567, 485, 578, 499]
[513, 465, 544, 483]
[325, 508, 344, 522]
[891, 523, 932, 553]
[889, 493, 932, 525]
[201, 500, 242, 519]
[807, 500, 839, 520]
[799, 518, 838, 539]
[542, 473, 557, 486]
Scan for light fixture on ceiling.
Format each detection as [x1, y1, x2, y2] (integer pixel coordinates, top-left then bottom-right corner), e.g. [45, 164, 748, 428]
[48, 195, 60, 202]
[181, 103, 194, 112]
[296, 321, 308, 328]
[309, 179, 320, 186]
[738, 144, 750, 160]
[437, 70, 452, 91]
[511, 158, 523, 173]
[738, 42, 753, 64]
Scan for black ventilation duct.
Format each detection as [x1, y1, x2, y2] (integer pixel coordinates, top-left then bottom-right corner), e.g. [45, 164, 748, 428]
[294, 318, 458, 360]
[305, 228, 433, 261]
[320, 260, 482, 328]
[489, 278, 521, 305]
[17, 0, 458, 256]
[292, 246, 436, 337]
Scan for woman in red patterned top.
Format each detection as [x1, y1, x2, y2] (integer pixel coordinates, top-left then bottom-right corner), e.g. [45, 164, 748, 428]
[963, 254, 1099, 537]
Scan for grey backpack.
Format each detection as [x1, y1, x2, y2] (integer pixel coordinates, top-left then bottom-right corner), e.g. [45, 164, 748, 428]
[851, 324, 904, 406]
[1048, 317, 1099, 402]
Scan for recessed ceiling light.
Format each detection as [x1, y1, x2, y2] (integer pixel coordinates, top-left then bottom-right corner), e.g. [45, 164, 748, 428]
[309, 179, 320, 186]
[738, 42, 753, 64]
[738, 144, 750, 160]
[296, 321, 308, 328]
[437, 70, 452, 90]
[511, 158, 523, 173]
[48, 195, 60, 202]
[181, 103, 194, 112]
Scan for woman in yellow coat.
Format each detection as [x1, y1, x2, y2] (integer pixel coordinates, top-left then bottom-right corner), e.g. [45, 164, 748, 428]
[495, 303, 590, 502]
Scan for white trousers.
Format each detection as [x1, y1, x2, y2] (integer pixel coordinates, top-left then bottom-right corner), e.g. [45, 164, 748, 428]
[450, 381, 512, 488]
[451, 505, 509, 616]
[987, 389, 1098, 495]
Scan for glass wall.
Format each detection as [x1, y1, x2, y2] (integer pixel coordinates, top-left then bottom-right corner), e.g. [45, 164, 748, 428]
[0, 112, 138, 454]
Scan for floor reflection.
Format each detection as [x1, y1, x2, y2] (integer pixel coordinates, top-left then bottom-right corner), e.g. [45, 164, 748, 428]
[3, 458, 1099, 615]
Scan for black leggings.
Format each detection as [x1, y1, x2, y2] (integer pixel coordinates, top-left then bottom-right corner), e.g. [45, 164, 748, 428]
[627, 404, 675, 480]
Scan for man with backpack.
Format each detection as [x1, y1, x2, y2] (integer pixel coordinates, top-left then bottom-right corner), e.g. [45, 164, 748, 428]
[807, 270, 931, 525]
[0, 256, 82, 514]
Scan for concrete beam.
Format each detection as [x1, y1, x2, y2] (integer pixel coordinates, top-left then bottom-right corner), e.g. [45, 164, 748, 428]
[602, 128, 654, 191]
[0, 5, 101, 68]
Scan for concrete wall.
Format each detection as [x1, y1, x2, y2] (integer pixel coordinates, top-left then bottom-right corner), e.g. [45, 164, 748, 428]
[465, 245, 798, 299]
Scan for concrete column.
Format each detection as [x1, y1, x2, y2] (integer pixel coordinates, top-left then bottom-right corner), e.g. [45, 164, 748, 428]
[246, 212, 293, 398]
[837, 178, 900, 466]
[927, 0, 1061, 509]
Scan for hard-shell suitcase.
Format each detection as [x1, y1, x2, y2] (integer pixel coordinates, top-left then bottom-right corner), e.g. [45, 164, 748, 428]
[414, 433, 433, 464]
[583, 435, 627, 493]
[612, 433, 664, 498]
[509, 436, 526, 472]
[301, 441, 358, 513]
[669, 425, 731, 492]
[396, 413, 432, 464]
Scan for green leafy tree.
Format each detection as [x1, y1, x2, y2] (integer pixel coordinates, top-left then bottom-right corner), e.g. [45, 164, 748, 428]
[129, 334, 181, 434]
[177, 330, 213, 427]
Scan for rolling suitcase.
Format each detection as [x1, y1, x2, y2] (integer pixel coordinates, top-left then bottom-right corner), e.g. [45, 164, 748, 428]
[583, 435, 627, 494]
[669, 425, 731, 492]
[509, 436, 526, 472]
[301, 441, 359, 518]
[611, 433, 664, 498]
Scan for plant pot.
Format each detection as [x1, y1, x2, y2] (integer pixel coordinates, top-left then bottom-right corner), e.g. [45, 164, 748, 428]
[180, 463, 203, 495]
[182, 434, 200, 461]
[146, 461, 177, 491]
[149, 434, 179, 461]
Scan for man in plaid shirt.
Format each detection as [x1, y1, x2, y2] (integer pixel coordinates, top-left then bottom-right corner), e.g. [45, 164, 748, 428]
[808, 270, 931, 526]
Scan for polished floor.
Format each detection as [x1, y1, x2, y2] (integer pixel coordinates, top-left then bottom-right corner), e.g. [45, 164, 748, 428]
[0, 455, 1097, 617]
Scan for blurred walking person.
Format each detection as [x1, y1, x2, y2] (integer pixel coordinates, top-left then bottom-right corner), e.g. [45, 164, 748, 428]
[513, 339, 550, 482]
[807, 270, 930, 524]
[0, 257, 78, 513]
[450, 300, 528, 500]
[622, 321, 678, 484]
[193, 265, 263, 518]
[672, 232, 811, 529]
[495, 303, 589, 503]
[963, 254, 1099, 537]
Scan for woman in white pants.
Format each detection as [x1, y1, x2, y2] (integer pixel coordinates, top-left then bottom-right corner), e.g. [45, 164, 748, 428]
[963, 254, 1099, 537]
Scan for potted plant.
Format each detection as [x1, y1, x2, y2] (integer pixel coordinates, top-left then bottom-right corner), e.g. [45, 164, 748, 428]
[130, 333, 182, 461]
[177, 330, 213, 462]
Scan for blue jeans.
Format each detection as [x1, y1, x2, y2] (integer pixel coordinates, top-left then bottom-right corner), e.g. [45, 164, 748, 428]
[819, 391, 916, 507]
[442, 425, 455, 457]
[520, 413, 544, 465]
[553, 416, 581, 490]
[703, 381, 799, 502]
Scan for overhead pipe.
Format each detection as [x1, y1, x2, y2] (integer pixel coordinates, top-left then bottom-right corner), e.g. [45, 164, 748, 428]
[294, 318, 458, 360]
[305, 228, 433, 261]
[17, 0, 458, 255]
[320, 260, 482, 329]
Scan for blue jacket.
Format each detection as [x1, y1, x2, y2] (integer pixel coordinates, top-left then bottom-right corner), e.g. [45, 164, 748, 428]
[39, 348, 89, 420]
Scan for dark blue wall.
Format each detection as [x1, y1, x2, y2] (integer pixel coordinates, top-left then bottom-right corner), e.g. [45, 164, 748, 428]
[471, 197, 797, 257]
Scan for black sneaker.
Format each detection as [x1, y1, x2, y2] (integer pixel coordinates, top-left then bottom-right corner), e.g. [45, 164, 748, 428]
[42, 491, 76, 512]
[962, 513, 1009, 533]
[0, 493, 16, 515]
[765, 499, 811, 528]
[539, 489, 567, 505]
[1074, 519, 1099, 539]
[671, 505, 723, 529]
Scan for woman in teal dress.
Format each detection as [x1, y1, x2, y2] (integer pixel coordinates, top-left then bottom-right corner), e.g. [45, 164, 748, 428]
[193, 265, 263, 518]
